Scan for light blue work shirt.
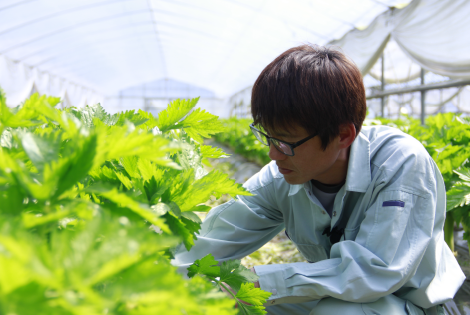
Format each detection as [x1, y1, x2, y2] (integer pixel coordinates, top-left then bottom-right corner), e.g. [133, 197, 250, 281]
[173, 125, 465, 308]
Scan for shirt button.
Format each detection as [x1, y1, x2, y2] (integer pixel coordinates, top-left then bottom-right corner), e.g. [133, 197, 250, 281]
[322, 211, 326, 215]
[333, 211, 337, 216]
[271, 289, 277, 295]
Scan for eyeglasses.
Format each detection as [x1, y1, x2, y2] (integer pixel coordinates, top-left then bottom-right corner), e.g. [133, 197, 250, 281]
[249, 123, 317, 156]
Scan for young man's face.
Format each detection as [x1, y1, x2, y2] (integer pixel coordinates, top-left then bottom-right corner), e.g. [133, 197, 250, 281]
[267, 125, 349, 185]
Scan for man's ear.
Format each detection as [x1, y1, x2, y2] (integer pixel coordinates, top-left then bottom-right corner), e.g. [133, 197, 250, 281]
[338, 123, 356, 149]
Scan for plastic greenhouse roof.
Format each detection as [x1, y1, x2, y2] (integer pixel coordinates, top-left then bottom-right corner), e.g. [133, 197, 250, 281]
[0, 0, 411, 98]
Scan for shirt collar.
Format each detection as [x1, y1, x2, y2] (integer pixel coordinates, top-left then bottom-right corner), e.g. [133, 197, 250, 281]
[288, 183, 304, 196]
[288, 130, 371, 196]
[344, 130, 371, 192]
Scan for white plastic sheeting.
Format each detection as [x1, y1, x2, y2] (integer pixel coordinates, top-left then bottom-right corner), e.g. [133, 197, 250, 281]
[330, 0, 470, 119]
[0, 54, 103, 107]
[367, 39, 422, 84]
[331, 0, 470, 79]
[0, 0, 411, 107]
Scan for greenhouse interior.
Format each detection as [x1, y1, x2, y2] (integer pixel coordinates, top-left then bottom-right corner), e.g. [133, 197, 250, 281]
[0, 0, 469, 314]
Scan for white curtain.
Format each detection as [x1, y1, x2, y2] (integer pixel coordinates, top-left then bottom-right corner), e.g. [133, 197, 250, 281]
[0, 55, 103, 107]
[368, 39, 422, 84]
[330, 0, 470, 80]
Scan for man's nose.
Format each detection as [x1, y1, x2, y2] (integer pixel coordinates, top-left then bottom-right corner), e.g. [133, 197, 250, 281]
[268, 143, 287, 161]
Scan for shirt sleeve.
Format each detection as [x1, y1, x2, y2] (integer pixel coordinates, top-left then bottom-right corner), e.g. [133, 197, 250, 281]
[172, 164, 286, 275]
[254, 158, 441, 306]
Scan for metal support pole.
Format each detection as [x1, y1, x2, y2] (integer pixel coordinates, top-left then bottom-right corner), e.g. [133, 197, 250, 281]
[420, 69, 426, 125]
[367, 78, 470, 98]
[381, 53, 385, 118]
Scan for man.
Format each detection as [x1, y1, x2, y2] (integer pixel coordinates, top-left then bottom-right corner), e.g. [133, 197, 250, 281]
[173, 45, 465, 314]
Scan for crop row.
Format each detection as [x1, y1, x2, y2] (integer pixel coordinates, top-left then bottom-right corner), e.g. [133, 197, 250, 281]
[213, 118, 271, 166]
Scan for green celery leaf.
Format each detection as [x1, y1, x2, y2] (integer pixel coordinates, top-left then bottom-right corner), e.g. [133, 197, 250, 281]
[137, 158, 155, 182]
[164, 211, 199, 250]
[447, 182, 470, 211]
[455, 168, 470, 182]
[201, 145, 230, 159]
[220, 260, 259, 292]
[47, 133, 98, 199]
[187, 253, 220, 278]
[114, 110, 148, 127]
[152, 202, 171, 216]
[154, 202, 181, 218]
[189, 205, 211, 213]
[237, 304, 269, 315]
[97, 126, 181, 169]
[120, 156, 139, 178]
[0, 147, 50, 201]
[69, 103, 112, 127]
[114, 170, 133, 190]
[16, 130, 62, 172]
[0, 238, 34, 295]
[235, 283, 271, 306]
[85, 184, 170, 233]
[0, 182, 24, 214]
[156, 98, 199, 132]
[175, 136, 206, 178]
[148, 179, 170, 205]
[137, 109, 159, 130]
[0, 128, 12, 148]
[21, 200, 80, 228]
[181, 211, 202, 224]
[180, 108, 225, 143]
[174, 170, 252, 212]
[161, 169, 195, 205]
[181, 215, 201, 240]
[0, 93, 53, 130]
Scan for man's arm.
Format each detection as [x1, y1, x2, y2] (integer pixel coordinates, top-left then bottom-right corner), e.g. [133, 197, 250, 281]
[253, 159, 464, 309]
[172, 162, 285, 274]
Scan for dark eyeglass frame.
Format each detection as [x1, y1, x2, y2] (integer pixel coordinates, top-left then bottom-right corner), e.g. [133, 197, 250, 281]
[249, 123, 317, 156]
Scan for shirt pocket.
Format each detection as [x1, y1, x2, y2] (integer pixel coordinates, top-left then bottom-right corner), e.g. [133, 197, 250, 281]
[293, 242, 328, 263]
[364, 189, 420, 265]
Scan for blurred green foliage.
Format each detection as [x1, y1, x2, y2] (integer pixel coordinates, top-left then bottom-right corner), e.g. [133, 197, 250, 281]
[0, 89, 270, 315]
[213, 118, 270, 166]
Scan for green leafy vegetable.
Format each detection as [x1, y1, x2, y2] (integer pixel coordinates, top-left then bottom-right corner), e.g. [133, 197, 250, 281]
[188, 254, 272, 315]
[0, 91, 261, 314]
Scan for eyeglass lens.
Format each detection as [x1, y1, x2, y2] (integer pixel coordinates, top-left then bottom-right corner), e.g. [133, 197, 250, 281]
[271, 139, 293, 155]
[252, 129, 269, 145]
[251, 126, 294, 155]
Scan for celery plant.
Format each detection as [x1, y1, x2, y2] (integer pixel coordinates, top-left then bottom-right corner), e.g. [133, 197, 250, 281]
[0, 90, 270, 315]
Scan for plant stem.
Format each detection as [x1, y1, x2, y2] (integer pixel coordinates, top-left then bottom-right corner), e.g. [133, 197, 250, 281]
[444, 212, 455, 253]
[219, 282, 238, 300]
[206, 276, 237, 299]
[208, 276, 247, 314]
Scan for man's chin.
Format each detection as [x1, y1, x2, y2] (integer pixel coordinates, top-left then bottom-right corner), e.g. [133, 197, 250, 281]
[282, 174, 307, 185]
